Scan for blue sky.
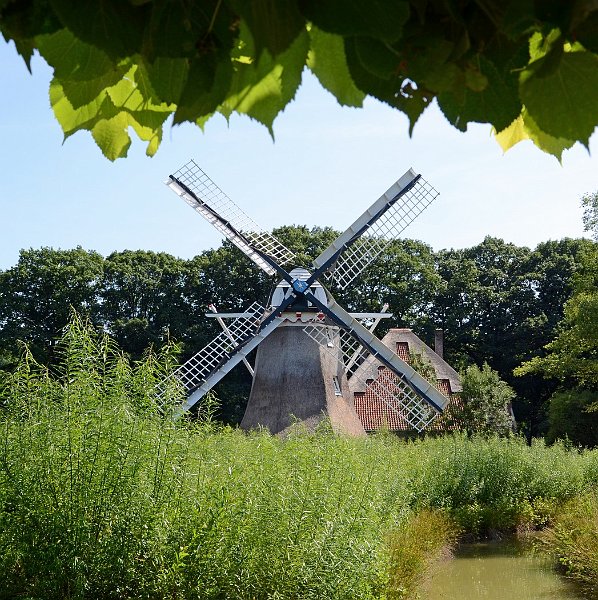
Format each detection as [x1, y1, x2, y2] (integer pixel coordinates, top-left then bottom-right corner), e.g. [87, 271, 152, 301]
[1, 39, 597, 271]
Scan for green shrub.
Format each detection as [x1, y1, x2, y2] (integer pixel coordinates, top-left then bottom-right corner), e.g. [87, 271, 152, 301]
[399, 434, 587, 534]
[453, 363, 515, 435]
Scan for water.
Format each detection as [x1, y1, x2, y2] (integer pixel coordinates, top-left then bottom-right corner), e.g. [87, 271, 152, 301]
[422, 539, 584, 600]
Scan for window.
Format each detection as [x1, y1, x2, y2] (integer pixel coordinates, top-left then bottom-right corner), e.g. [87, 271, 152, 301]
[332, 376, 342, 396]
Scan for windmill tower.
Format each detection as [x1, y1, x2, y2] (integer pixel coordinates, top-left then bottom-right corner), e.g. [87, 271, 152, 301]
[160, 160, 448, 434]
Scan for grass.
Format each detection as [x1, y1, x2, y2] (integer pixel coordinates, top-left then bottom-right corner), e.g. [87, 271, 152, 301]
[1, 316, 597, 598]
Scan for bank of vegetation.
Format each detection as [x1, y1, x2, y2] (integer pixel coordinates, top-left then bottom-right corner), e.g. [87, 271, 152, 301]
[1, 229, 596, 443]
[1, 319, 597, 599]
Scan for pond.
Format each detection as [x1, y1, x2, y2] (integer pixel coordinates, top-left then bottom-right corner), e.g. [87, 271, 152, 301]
[422, 539, 585, 600]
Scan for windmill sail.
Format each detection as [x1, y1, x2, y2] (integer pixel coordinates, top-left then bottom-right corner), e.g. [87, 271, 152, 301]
[165, 160, 295, 276]
[161, 160, 449, 433]
[157, 302, 283, 411]
[311, 169, 439, 289]
[302, 322, 438, 431]
[302, 295, 448, 414]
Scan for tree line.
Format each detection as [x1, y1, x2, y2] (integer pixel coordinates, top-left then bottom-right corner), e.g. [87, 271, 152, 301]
[0, 226, 596, 442]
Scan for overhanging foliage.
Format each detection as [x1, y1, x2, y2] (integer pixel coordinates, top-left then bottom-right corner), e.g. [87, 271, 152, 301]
[1, 0, 597, 160]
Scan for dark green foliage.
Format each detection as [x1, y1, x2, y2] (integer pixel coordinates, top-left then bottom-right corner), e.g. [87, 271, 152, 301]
[0, 247, 104, 363]
[1, 1, 596, 159]
[0, 229, 591, 432]
[546, 388, 598, 447]
[431, 236, 593, 436]
[516, 241, 598, 390]
[582, 191, 598, 241]
[100, 250, 191, 356]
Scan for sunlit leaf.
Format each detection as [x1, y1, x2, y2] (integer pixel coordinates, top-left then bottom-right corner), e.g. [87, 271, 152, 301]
[307, 27, 365, 107]
[220, 25, 308, 132]
[494, 115, 529, 152]
[91, 113, 132, 160]
[520, 48, 598, 145]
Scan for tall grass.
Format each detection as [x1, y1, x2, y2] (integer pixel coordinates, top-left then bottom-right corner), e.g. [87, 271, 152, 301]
[1, 316, 597, 598]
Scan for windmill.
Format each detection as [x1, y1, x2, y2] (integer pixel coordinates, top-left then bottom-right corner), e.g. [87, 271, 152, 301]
[160, 160, 448, 434]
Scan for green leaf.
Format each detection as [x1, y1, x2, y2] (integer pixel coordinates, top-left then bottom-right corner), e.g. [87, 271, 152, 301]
[344, 37, 432, 132]
[299, 0, 410, 43]
[106, 65, 173, 113]
[494, 115, 529, 152]
[48, 0, 148, 59]
[521, 109, 575, 161]
[220, 25, 309, 132]
[91, 113, 132, 160]
[520, 48, 598, 145]
[494, 110, 575, 160]
[307, 27, 365, 108]
[528, 28, 562, 62]
[144, 57, 189, 104]
[12, 37, 35, 71]
[438, 56, 522, 132]
[51, 65, 169, 158]
[173, 54, 233, 125]
[36, 28, 115, 81]
[50, 80, 115, 138]
[88, 108, 165, 160]
[394, 83, 434, 134]
[353, 36, 398, 80]
[133, 60, 163, 105]
[127, 112, 165, 157]
[141, 0, 236, 61]
[61, 64, 130, 109]
[229, 0, 305, 56]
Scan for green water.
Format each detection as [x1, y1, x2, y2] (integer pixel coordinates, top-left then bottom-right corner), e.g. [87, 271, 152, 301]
[423, 540, 584, 600]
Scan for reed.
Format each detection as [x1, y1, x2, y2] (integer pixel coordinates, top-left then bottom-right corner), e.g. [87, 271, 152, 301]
[1, 316, 597, 598]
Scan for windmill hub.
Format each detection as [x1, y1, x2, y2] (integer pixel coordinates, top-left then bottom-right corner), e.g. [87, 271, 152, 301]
[292, 279, 309, 294]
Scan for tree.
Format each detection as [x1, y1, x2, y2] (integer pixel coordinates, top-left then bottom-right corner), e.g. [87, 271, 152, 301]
[429, 237, 534, 369]
[99, 250, 192, 358]
[582, 191, 598, 241]
[515, 242, 598, 388]
[545, 388, 598, 447]
[272, 225, 339, 268]
[340, 238, 441, 337]
[0, 247, 104, 363]
[1, 1, 596, 160]
[454, 363, 515, 436]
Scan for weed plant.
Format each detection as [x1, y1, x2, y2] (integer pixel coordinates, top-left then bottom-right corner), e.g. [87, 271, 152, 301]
[1, 316, 598, 598]
[537, 490, 598, 596]
[386, 509, 458, 599]
[395, 433, 591, 534]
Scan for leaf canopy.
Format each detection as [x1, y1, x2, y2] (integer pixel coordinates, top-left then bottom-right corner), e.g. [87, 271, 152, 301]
[2, 0, 597, 160]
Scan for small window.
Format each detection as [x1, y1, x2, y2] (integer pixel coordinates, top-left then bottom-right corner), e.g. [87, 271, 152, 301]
[332, 376, 342, 396]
